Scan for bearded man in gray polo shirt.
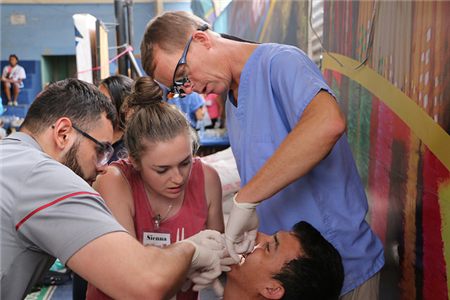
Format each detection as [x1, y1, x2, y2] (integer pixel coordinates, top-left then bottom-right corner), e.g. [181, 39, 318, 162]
[0, 79, 223, 300]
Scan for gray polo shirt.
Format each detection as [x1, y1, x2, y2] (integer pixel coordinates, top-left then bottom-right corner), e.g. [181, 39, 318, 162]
[0, 132, 126, 299]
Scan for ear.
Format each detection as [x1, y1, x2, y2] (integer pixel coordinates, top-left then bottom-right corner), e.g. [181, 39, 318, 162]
[192, 30, 212, 50]
[260, 282, 285, 300]
[129, 156, 140, 171]
[52, 117, 73, 150]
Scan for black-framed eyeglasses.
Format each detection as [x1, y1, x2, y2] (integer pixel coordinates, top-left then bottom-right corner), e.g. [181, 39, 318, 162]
[168, 24, 209, 99]
[72, 124, 114, 167]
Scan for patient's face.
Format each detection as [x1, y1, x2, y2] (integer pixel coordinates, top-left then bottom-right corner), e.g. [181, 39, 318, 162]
[227, 231, 302, 290]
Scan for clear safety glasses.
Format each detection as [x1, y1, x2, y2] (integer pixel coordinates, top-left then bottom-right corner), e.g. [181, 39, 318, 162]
[72, 124, 114, 167]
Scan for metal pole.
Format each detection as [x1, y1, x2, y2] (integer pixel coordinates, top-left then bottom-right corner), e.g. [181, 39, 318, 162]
[126, 0, 137, 79]
[127, 51, 143, 77]
[114, 0, 128, 76]
[95, 19, 101, 85]
[155, 0, 163, 15]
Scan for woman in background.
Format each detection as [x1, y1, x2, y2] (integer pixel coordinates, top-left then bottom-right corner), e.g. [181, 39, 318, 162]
[98, 74, 133, 163]
[86, 76, 224, 300]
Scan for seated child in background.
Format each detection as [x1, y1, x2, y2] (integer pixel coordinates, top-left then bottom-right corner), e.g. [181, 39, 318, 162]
[86, 76, 224, 300]
[1, 54, 26, 106]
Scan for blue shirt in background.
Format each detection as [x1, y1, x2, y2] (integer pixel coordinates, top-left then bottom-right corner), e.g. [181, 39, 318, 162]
[167, 92, 205, 128]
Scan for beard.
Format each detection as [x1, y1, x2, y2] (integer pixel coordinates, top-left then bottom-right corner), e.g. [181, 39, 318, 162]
[61, 140, 85, 180]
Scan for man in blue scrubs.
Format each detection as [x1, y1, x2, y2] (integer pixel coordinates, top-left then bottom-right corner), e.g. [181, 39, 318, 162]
[140, 11, 385, 299]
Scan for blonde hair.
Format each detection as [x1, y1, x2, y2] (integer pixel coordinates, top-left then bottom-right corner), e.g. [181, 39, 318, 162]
[122, 76, 199, 165]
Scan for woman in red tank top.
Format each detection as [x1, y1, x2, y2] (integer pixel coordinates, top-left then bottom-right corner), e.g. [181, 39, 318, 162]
[86, 77, 224, 300]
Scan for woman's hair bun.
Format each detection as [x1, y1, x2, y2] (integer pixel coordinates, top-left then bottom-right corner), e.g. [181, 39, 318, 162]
[123, 76, 164, 111]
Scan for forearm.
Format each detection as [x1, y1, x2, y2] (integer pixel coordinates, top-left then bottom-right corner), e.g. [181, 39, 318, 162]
[106, 243, 194, 299]
[236, 91, 346, 204]
[206, 208, 225, 233]
[204, 162, 225, 233]
[68, 232, 195, 299]
[236, 131, 328, 204]
[139, 242, 195, 298]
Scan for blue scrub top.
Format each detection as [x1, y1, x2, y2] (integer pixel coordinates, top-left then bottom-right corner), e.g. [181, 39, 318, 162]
[225, 43, 385, 295]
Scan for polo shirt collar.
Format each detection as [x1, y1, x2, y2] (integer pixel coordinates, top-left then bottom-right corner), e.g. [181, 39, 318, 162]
[7, 132, 43, 152]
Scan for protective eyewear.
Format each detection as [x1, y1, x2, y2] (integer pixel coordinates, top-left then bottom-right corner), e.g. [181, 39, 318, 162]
[168, 24, 209, 99]
[72, 124, 114, 167]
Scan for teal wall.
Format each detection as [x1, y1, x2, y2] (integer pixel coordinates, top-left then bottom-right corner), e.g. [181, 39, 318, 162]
[0, 1, 193, 118]
[0, 2, 193, 61]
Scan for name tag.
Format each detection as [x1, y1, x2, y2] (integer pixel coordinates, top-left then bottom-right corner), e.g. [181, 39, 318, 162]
[142, 231, 171, 247]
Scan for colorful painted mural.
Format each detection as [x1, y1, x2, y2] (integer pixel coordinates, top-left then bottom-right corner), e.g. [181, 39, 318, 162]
[199, 0, 450, 299]
[195, 0, 309, 48]
[323, 1, 450, 299]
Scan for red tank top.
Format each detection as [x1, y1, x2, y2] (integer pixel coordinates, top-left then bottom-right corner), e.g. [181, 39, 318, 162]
[86, 157, 208, 300]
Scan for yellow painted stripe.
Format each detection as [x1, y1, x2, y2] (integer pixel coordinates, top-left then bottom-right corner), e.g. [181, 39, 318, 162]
[205, 8, 214, 20]
[399, 135, 420, 299]
[259, 0, 277, 43]
[322, 52, 450, 172]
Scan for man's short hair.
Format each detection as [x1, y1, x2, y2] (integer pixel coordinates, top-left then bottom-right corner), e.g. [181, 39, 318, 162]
[140, 11, 206, 77]
[20, 78, 117, 135]
[273, 221, 344, 300]
[9, 54, 19, 61]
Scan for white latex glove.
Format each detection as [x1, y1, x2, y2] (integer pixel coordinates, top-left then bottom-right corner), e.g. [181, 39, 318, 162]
[179, 277, 223, 295]
[218, 237, 237, 272]
[187, 252, 222, 292]
[179, 230, 223, 290]
[190, 277, 224, 297]
[211, 278, 224, 296]
[220, 256, 236, 272]
[184, 230, 223, 253]
[188, 235, 235, 293]
[224, 194, 259, 262]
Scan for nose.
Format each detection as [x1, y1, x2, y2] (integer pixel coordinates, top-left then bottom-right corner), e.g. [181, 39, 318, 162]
[182, 85, 194, 95]
[254, 232, 270, 248]
[171, 168, 183, 184]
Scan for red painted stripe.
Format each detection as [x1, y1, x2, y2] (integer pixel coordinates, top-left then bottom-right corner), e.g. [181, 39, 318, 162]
[371, 101, 394, 246]
[422, 149, 448, 300]
[333, 70, 342, 87]
[15, 192, 101, 231]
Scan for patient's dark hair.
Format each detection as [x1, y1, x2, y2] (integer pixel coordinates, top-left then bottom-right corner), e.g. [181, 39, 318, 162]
[122, 76, 199, 166]
[273, 221, 344, 300]
[20, 78, 117, 135]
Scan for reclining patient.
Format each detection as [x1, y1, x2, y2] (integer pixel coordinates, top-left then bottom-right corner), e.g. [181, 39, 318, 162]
[221, 221, 344, 300]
